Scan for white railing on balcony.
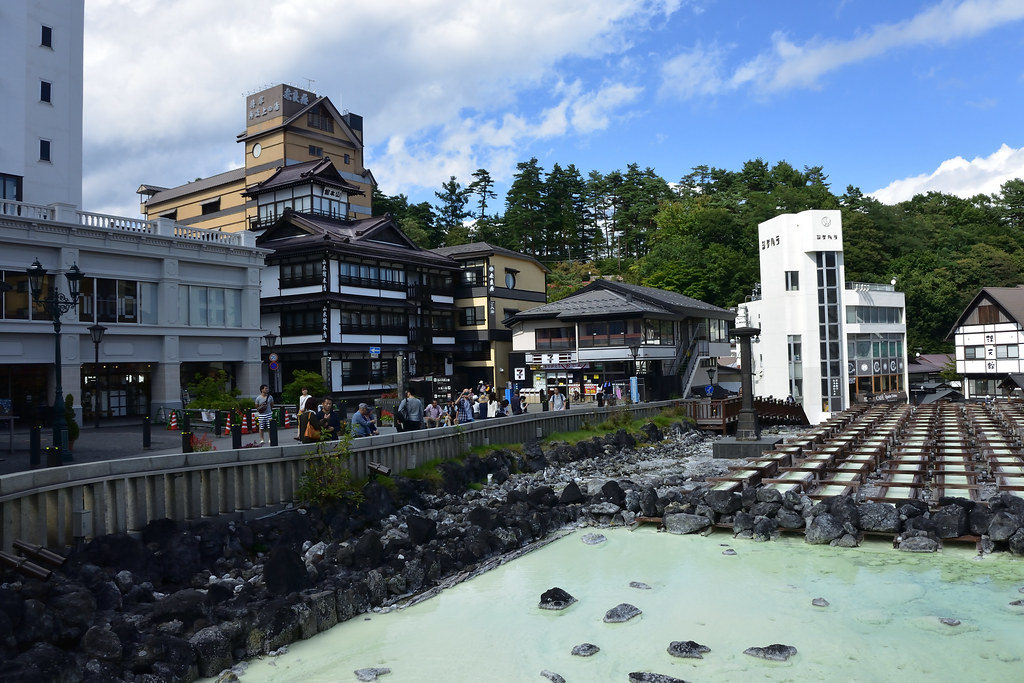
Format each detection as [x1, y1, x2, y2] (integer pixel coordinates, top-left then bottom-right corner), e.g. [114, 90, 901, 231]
[2, 199, 253, 247]
[845, 281, 896, 292]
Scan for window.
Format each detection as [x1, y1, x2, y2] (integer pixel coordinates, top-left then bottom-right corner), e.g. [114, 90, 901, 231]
[307, 107, 334, 133]
[201, 199, 221, 215]
[338, 262, 405, 290]
[159, 210, 177, 220]
[281, 261, 322, 288]
[78, 278, 153, 324]
[39, 139, 51, 162]
[964, 346, 984, 360]
[41, 25, 52, 48]
[177, 285, 242, 327]
[309, 145, 323, 158]
[341, 310, 407, 335]
[343, 153, 351, 165]
[0, 173, 21, 201]
[40, 80, 51, 103]
[845, 306, 904, 324]
[996, 345, 1018, 359]
[462, 259, 485, 286]
[785, 271, 799, 291]
[504, 269, 517, 289]
[342, 359, 394, 386]
[460, 306, 485, 326]
[282, 309, 321, 336]
[536, 326, 575, 350]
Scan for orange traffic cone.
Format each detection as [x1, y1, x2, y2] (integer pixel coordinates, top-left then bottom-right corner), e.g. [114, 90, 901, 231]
[284, 411, 291, 428]
[241, 411, 250, 435]
[223, 413, 232, 436]
[167, 410, 178, 431]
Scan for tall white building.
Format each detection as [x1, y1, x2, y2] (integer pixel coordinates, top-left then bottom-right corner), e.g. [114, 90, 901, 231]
[0, 0, 83, 208]
[740, 209, 908, 424]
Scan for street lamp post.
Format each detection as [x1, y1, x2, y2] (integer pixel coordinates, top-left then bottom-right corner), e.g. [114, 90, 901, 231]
[262, 332, 278, 393]
[27, 258, 85, 463]
[88, 324, 107, 429]
[707, 366, 716, 386]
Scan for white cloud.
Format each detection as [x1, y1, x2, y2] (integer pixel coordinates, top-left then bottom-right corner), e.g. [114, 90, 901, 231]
[660, 0, 1024, 99]
[868, 143, 1024, 203]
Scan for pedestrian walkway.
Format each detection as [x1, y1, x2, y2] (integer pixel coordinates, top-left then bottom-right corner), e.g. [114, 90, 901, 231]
[0, 417, 396, 477]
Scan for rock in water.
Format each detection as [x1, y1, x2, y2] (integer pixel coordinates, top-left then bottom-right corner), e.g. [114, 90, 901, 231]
[540, 670, 565, 683]
[722, 548, 737, 556]
[603, 603, 642, 623]
[354, 668, 391, 682]
[667, 640, 711, 659]
[571, 643, 600, 657]
[628, 673, 689, 683]
[629, 581, 652, 590]
[811, 597, 830, 607]
[939, 617, 961, 626]
[744, 644, 798, 661]
[539, 587, 577, 611]
[581, 533, 607, 545]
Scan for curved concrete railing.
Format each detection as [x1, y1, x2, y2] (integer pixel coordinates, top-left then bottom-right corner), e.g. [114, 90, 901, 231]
[0, 402, 673, 551]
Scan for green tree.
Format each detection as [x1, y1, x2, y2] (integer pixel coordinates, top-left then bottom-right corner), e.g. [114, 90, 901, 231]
[504, 158, 546, 254]
[282, 369, 329, 406]
[434, 176, 471, 246]
[468, 168, 497, 221]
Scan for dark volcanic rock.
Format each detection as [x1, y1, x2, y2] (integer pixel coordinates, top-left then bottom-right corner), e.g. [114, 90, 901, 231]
[663, 513, 711, 535]
[264, 546, 311, 595]
[752, 516, 778, 542]
[705, 490, 742, 514]
[988, 511, 1021, 542]
[80, 625, 122, 661]
[667, 640, 710, 658]
[744, 643, 798, 661]
[628, 673, 688, 683]
[405, 515, 437, 545]
[539, 587, 577, 611]
[540, 670, 566, 683]
[932, 504, 969, 539]
[857, 502, 899, 533]
[603, 602, 641, 623]
[571, 642, 600, 656]
[804, 513, 844, 545]
[558, 481, 585, 504]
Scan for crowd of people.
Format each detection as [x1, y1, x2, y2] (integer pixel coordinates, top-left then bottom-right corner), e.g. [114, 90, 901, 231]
[280, 382, 581, 443]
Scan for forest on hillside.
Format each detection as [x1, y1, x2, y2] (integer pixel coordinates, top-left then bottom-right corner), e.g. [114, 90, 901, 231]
[373, 159, 1024, 353]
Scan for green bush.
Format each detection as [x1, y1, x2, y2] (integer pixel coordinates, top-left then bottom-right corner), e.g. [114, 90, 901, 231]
[296, 435, 365, 507]
[185, 370, 246, 411]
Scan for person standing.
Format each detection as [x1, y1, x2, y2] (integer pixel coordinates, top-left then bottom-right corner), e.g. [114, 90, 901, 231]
[455, 389, 475, 424]
[351, 402, 379, 437]
[255, 384, 274, 444]
[296, 387, 314, 441]
[397, 388, 425, 431]
[511, 389, 522, 415]
[550, 388, 565, 411]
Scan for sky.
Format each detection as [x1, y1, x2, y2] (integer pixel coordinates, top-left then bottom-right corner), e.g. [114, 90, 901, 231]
[82, 0, 1024, 217]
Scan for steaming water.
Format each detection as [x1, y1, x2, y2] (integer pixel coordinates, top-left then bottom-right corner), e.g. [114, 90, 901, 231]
[235, 529, 1024, 682]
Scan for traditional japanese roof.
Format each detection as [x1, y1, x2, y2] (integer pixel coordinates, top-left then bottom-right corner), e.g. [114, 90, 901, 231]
[947, 286, 1024, 339]
[243, 158, 363, 198]
[506, 279, 735, 323]
[139, 168, 246, 206]
[432, 242, 550, 273]
[256, 212, 460, 270]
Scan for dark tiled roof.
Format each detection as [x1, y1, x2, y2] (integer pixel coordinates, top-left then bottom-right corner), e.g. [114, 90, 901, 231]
[257, 213, 461, 270]
[142, 167, 246, 206]
[431, 242, 551, 273]
[509, 279, 734, 322]
[244, 158, 363, 197]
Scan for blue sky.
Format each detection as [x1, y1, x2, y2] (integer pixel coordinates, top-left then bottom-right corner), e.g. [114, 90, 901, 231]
[83, 0, 1024, 217]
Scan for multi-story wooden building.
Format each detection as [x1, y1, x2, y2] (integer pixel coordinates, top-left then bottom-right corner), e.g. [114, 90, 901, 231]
[253, 161, 461, 407]
[949, 287, 1024, 399]
[506, 279, 734, 402]
[432, 243, 548, 391]
[138, 84, 374, 232]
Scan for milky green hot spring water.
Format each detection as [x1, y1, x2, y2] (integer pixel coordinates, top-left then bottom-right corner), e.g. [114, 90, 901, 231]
[231, 528, 1024, 682]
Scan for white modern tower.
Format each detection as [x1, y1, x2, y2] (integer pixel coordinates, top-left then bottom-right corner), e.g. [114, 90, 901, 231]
[0, 0, 84, 208]
[740, 209, 908, 424]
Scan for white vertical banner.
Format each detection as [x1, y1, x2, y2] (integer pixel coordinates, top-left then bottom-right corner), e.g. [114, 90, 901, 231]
[630, 376, 639, 403]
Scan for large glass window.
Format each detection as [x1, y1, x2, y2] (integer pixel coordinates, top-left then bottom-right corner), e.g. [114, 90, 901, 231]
[341, 310, 407, 335]
[579, 320, 643, 347]
[282, 309, 320, 336]
[177, 285, 244, 327]
[342, 359, 395, 385]
[996, 345, 1018, 359]
[0, 271, 31, 319]
[845, 306, 903, 324]
[462, 260, 485, 286]
[964, 346, 983, 360]
[1, 173, 22, 201]
[785, 271, 799, 291]
[338, 262, 405, 290]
